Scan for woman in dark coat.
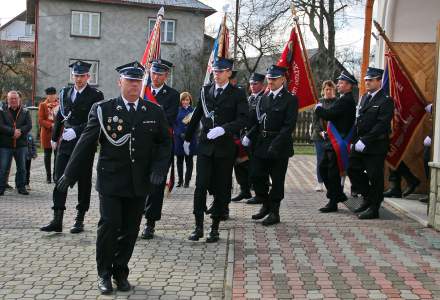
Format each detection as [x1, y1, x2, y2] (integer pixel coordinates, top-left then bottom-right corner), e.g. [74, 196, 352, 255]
[174, 92, 197, 187]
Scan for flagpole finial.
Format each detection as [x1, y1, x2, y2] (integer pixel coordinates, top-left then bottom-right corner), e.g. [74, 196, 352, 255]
[157, 6, 165, 17]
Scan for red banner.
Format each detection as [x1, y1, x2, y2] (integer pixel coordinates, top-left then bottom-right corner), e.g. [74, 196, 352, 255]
[277, 27, 316, 111]
[386, 51, 427, 168]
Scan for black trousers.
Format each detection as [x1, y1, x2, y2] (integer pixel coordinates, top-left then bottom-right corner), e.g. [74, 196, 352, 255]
[176, 155, 193, 185]
[250, 156, 289, 204]
[234, 160, 251, 193]
[52, 152, 94, 212]
[193, 154, 234, 218]
[25, 159, 31, 185]
[424, 145, 431, 180]
[144, 155, 173, 221]
[388, 161, 419, 186]
[319, 149, 345, 202]
[96, 194, 145, 279]
[348, 152, 386, 210]
[43, 148, 56, 179]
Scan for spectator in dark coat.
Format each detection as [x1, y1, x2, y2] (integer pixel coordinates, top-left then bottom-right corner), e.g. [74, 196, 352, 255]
[174, 92, 197, 187]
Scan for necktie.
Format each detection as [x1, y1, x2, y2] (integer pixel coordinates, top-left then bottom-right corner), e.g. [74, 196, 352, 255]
[268, 93, 274, 101]
[152, 90, 157, 96]
[128, 103, 136, 114]
[215, 88, 223, 99]
[364, 94, 372, 107]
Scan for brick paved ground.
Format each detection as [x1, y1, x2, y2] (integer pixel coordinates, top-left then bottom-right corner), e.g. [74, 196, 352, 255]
[1, 155, 440, 299]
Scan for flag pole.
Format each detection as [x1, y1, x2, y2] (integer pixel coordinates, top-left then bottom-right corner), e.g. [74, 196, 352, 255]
[374, 20, 428, 105]
[359, 0, 375, 95]
[234, 0, 239, 60]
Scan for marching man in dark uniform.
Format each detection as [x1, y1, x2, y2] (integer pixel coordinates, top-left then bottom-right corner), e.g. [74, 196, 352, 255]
[141, 59, 180, 240]
[184, 58, 248, 242]
[40, 60, 104, 233]
[231, 72, 266, 204]
[315, 71, 357, 212]
[348, 67, 394, 219]
[243, 65, 298, 226]
[56, 62, 171, 294]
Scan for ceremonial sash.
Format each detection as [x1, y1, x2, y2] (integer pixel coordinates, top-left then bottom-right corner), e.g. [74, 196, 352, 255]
[326, 122, 353, 176]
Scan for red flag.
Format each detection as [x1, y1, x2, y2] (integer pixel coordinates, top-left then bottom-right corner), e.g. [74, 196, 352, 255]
[386, 51, 427, 168]
[277, 27, 316, 111]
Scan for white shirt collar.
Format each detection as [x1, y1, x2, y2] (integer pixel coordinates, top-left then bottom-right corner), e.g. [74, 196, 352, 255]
[71, 85, 87, 101]
[368, 89, 380, 99]
[269, 85, 284, 98]
[121, 96, 139, 111]
[215, 82, 229, 90]
[151, 84, 164, 95]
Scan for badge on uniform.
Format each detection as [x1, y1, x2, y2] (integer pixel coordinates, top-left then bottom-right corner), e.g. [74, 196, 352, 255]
[141, 106, 147, 111]
[117, 125, 123, 131]
[116, 105, 123, 111]
[107, 117, 112, 123]
[106, 125, 111, 131]
[113, 116, 119, 122]
[118, 119, 123, 124]
[111, 133, 117, 139]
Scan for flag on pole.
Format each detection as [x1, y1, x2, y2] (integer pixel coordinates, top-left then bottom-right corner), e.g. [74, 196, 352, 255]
[277, 26, 317, 111]
[385, 51, 427, 168]
[203, 13, 230, 85]
[140, 7, 164, 104]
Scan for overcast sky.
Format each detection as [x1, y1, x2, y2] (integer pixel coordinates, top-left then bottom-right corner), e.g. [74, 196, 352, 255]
[1, 0, 366, 53]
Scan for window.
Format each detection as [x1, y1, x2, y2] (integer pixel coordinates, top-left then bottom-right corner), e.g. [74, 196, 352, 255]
[71, 11, 100, 37]
[148, 19, 175, 43]
[69, 59, 99, 86]
[25, 24, 33, 36]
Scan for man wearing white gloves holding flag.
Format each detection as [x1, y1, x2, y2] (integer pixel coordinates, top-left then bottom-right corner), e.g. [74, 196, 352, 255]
[183, 58, 248, 243]
[41, 60, 104, 233]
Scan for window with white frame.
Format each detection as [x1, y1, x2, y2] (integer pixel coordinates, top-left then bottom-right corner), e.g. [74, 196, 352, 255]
[69, 59, 99, 86]
[148, 19, 175, 43]
[71, 11, 100, 37]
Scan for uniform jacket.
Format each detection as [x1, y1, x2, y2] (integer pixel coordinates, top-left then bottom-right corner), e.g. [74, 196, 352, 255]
[311, 97, 336, 141]
[52, 84, 104, 154]
[64, 97, 171, 198]
[38, 98, 59, 149]
[185, 83, 248, 158]
[153, 84, 180, 128]
[352, 88, 394, 154]
[315, 93, 356, 149]
[26, 133, 37, 160]
[0, 105, 32, 148]
[173, 106, 197, 156]
[248, 87, 299, 159]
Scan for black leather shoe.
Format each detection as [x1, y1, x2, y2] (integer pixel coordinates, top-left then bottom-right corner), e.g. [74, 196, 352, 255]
[206, 229, 220, 243]
[246, 196, 263, 204]
[40, 210, 63, 232]
[383, 188, 402, 198]
[353, 203, 370, 213]
[0, 189, 4, 196]
[252, 205, 270, 220]
[262, 212, 280, 226]
[231, 192, 252, 202]
[141, 225, 155, 239]
[17, 187, 29, 195]
[188, 227, 204, 241]
[358, 207, 379, 219]
[5, 184, 13, 190]
[70, 221, 84, 234]
[98, 277, 113, 294]
[402, 181, 420, 197]
[219, 213, 229, 221]
[183, 183, 189, 188]
[113, 277, 131, 292]
[319, 203, 338, 213]
[337, 194, 348, 203]
[176, 182, 183, 188]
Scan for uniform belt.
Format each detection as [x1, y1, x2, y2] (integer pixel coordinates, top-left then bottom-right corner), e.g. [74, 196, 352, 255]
[260, 130, 279, 138]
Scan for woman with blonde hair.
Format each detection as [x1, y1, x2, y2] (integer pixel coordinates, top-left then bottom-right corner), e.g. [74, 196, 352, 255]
[311, 80, 337, 191]
[173, 92, 197, 187]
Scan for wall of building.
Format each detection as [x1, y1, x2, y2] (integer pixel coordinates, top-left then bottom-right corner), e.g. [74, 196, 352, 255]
[36, 0, 207, 100]
[0, 20, 34, 41]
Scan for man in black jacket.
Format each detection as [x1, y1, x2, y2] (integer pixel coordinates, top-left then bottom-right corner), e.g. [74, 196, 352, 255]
[184, 58, 248, 242]
[315, 71, 357, 212]
[348, 67, 394, 219]
[244, 65, 299, 226]
[0, 91, 32, 195]
[40, 60, 104, 233]
[57, 61, 171, 294]
[141, 59, 180, 240]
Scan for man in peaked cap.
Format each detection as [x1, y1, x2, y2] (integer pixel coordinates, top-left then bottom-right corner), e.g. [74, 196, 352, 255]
[56, 61, 171, 294]
[41, 60, 104, 234]
[314, 71, 356, 213]
[348, 66, 394, 219]
[141, 58, 180, 240]
[184, 57, 248, 242]
[231, 72, 267, 204]
[243, 65, 298, 226]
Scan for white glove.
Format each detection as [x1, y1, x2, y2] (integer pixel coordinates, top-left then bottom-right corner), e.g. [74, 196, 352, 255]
[315, 103, 323, 110]
[241, 136, 251, 147]
[424, 136, 432, 147]
[207, 126, 225, 140]
[320, 131, 326, 139]
[183, 141, 190, 156]
[425, 104, 432, 113]
[354, 140, 366, 152]
[62, 128, 77, 141]
[50, 140, 57, 150]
